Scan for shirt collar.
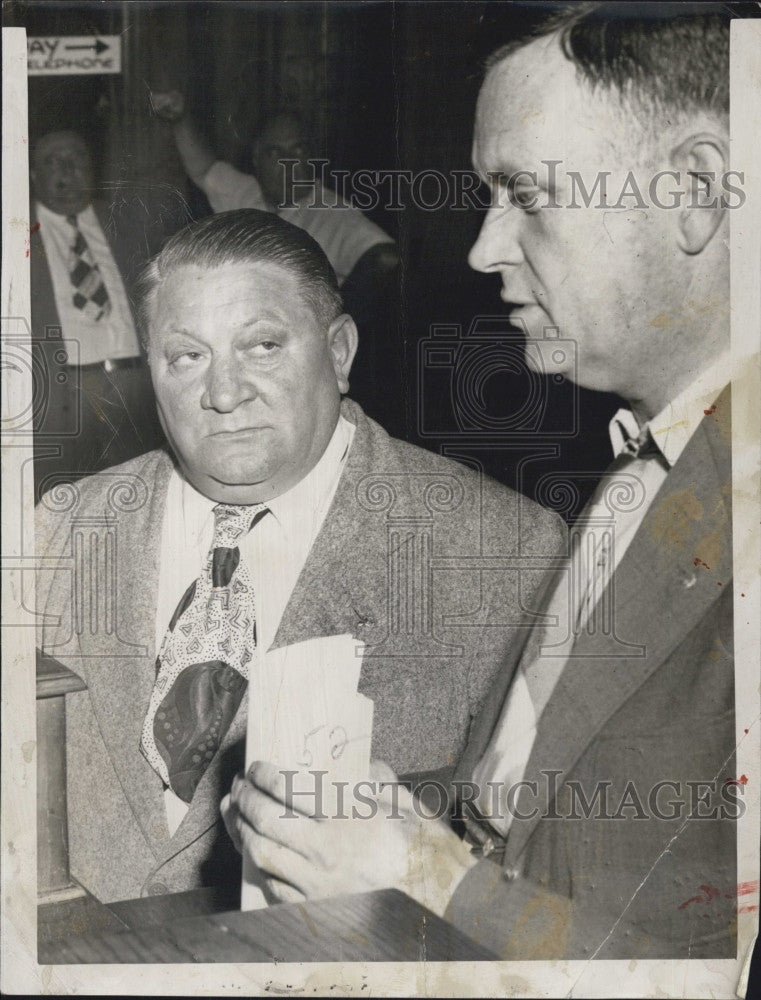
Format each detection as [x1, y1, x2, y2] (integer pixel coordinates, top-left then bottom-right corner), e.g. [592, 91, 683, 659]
[35, 199, 95, 227]
[265, 414, 353, 530]
[178, 413, 354, 532]
[609, 354, 731, 469]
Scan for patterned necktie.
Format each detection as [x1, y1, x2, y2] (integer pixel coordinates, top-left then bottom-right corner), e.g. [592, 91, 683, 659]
[66, 214, 112, 321]
[140, 503, 268, 803]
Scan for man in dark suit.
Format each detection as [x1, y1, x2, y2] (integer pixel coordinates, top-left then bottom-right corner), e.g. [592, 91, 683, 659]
[229, 2, 739, 960]
[30, 129, 187, 499]
[35, 209, 563, 903]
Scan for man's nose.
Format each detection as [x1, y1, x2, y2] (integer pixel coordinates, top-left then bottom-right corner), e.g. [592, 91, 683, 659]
[201, 357, 256, 412]
[56, 163, 76, 183]
[468, 203, 523, 273]
[58, 157, 82, 177]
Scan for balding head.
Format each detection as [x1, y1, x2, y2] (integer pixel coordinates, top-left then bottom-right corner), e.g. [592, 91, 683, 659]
[31, 130, 94, 216]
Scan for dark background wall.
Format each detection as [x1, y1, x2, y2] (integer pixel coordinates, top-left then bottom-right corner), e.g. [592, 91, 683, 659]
[7, 0, 625, 521]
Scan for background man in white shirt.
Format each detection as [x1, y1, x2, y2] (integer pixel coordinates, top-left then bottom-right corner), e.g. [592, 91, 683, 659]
[35, 208, 562, 903]
[149, 91, 398, 289]
[228, 1, 738, 960]
[29, 130, 183, 498]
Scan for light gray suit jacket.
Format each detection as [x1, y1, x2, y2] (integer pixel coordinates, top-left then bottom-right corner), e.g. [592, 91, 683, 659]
[36, 399, 564, 902]
[446, 389, 736, 959]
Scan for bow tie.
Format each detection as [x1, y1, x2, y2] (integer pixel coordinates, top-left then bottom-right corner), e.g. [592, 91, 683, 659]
[609, 409, 670, 470]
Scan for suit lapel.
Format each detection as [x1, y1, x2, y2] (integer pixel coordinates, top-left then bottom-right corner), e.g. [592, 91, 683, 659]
[29, 202, 59, 334]
[92, 198, 143, 322]
[272, 404, 391, 669]
[504, 401, 732, 865]
[75, 453, 174, 854]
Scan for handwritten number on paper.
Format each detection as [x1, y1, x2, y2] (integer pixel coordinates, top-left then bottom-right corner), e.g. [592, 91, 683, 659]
[330, 726, 348, 760]
[297, 724, 349, 765]
[298, 725, 324, 767]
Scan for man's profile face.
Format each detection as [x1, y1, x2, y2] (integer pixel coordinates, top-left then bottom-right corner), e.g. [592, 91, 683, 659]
[252, 115, 312, 207]
[31, 131, 94, 216]
[469, 35, 679, 400]
[147, 260, 349, 504]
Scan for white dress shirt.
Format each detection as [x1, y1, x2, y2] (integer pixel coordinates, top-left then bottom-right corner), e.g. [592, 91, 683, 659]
[35, 200, 141, 365]
[155, 415, 355, 834]
[473, 356, 731, 834]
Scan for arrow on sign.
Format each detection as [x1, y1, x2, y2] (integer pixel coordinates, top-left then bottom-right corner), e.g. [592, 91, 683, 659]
[64, 39, 109, 55]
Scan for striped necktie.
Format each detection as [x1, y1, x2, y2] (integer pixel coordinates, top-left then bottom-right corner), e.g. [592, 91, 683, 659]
[66, 213, 112, 321]
[140, 503, 268, 803]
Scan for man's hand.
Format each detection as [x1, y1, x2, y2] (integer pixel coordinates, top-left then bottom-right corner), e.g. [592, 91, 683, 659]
[150, 90, 186, 123]
[221, 760, 477, 916]
[149, 92, 216, 184]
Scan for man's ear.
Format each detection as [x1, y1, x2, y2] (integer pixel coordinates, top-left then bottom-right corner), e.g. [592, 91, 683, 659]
[672, 131, 729, 255]
[327, 313, 358, 394]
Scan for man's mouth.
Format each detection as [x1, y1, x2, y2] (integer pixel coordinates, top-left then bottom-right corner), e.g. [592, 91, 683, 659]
[498, 278, 537, 306]
[209, 427, 265, 438]
[500, 291, 537, 307]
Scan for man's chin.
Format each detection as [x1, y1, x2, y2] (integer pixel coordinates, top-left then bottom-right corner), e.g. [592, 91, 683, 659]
[183, 466, 273, 505]
[507, 304, 557, 340]
[47, 194, 90, 215]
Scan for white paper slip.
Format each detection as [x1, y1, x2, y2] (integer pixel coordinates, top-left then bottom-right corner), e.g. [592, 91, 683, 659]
[241, 633, 373, 910]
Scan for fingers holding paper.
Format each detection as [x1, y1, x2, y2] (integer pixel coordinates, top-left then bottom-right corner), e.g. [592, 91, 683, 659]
[229, 759, 477, 916]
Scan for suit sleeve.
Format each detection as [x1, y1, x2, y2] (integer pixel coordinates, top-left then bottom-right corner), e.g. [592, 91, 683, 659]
[447, 837, 737, 961]
[447, 860, 574, 959]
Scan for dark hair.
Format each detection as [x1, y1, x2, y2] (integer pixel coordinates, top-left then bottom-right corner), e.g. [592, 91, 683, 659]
[487, 2, 732, 123]
[31, 129, 91, 166]
[254, 108, 307, 139]
[138, 209, 343, 345]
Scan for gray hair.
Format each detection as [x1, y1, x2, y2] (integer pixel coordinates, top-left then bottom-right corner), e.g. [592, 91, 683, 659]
[137, 208, 343, 347]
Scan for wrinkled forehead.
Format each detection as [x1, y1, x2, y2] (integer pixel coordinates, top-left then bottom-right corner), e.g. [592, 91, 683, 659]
[145, 258, 321, 331]
[34, 132, 90, 168]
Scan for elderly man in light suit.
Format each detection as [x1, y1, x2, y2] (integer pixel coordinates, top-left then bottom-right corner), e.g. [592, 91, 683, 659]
[229, 2, 738, 960]
[36, 209, 563, 903]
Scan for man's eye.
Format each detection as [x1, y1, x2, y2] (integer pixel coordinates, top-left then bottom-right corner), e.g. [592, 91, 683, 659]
[169, 350, 204, 368]
[510, 185, 540, 211]
[251, 341, 280, 354]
